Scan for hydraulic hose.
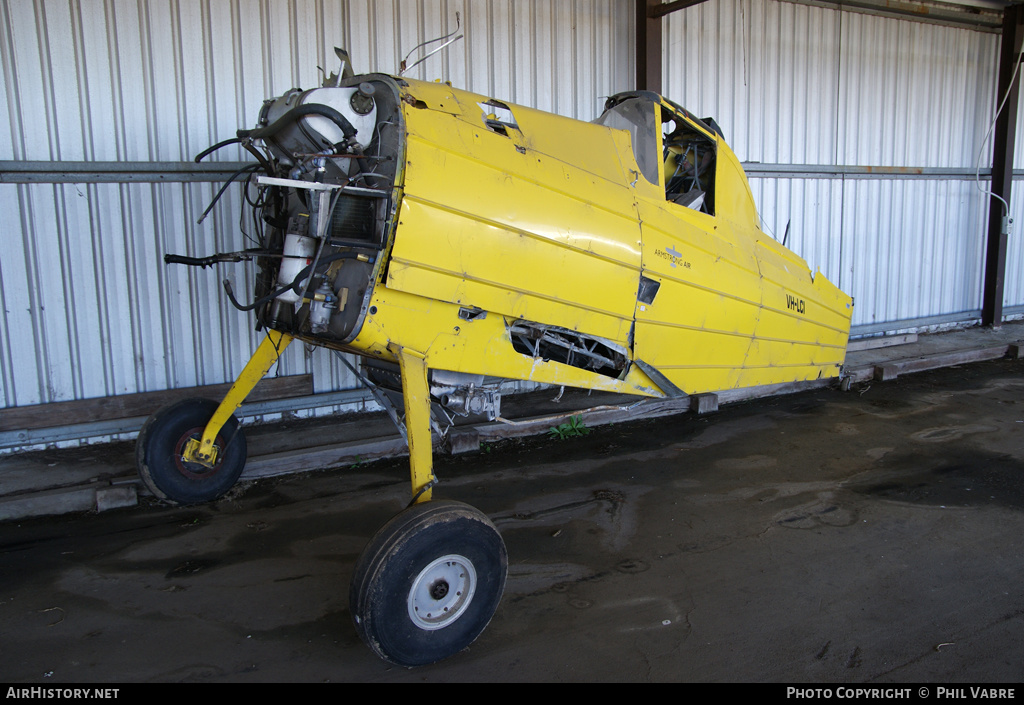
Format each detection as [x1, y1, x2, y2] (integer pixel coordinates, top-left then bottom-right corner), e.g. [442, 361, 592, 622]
[222, 251, 375, 312]
[196, 163, 263, 224]
[194, 137, 243, 163]
[164, 248, 276, 269]
[236, 104, 358, 143]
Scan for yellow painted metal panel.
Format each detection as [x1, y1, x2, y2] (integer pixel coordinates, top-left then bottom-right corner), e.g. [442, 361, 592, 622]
[348, 286, 662, 397]
[633, 327, 761, 392]
[387, 195, 637, 342]
[632, 192, 760, 393]
[399, 80, 464, 115]
[714, 142, 763, 233]
[277, 76, 852, 406]
[402, 80, 633, 184]
[627, 104, 852, 395]
[388, 80, 643, 344]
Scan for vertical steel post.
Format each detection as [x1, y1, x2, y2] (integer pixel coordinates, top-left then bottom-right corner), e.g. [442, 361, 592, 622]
[636, 0, 663, 93]
[983, 5, 1024, 328]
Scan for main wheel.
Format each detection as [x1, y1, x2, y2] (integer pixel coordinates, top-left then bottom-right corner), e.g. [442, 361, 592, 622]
[135, 398, 247, 505]
[350, 500, 507, 667]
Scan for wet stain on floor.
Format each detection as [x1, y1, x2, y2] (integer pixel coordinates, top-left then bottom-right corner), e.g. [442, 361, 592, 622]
[850, 449, 1024, 509]
[1, 359, 1023, 682]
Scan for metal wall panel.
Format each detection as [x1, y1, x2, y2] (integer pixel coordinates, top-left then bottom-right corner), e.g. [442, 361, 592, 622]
[0, 0, 634, 412]
[1, 0, 1019, 424]
[837, 12, 994, 169]
[1005, 48, 1024, 312]
[840, 178, 988, 327]
[745, 176, 845, 285]
[664, 0, 842, 166]
[1005, 186, 1024, 310]
[664, 0, 1003, 331]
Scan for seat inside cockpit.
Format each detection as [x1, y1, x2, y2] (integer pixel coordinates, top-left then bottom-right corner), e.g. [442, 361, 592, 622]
[661, 112, 717, 215]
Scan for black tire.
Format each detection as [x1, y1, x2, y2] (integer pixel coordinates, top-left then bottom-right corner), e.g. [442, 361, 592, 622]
[350, 500, 507, 667]
[135, 398, 247, 505]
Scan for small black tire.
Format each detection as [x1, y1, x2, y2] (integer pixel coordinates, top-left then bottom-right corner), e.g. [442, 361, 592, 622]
[350, 500, 507, 667]
[135, 398, 247, 505]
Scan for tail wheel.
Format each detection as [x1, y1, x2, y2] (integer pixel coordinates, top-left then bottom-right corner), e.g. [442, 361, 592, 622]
[136, 398, 247, 505]
[350, 500, 507, 667]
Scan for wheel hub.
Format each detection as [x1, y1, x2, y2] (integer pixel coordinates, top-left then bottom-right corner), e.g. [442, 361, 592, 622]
[408, 554, 477, 631]
[174, 428, 222, 479]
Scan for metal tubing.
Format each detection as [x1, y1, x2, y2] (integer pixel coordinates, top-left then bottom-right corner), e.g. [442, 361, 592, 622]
[0, 160, 252, 183]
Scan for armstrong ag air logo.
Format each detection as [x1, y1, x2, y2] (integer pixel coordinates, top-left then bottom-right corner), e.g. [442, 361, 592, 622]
[786, 293, 806, 314]
[655, 246, 691, 269]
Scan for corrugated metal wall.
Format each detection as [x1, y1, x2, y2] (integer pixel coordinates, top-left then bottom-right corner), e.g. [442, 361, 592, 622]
[664, 0, 1016, 333]
[1008, 61, 1024, 312]
[0, 0, 1019, 432]
[0, 0, 633, 413]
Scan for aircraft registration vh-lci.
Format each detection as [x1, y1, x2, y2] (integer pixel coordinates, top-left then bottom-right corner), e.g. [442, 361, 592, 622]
[138, 46, 853, 666]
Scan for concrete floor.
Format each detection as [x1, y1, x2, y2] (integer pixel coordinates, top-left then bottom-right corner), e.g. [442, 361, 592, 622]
[0, 356, 1022, 682]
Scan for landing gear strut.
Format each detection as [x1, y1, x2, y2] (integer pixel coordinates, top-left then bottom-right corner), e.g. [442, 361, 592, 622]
[135, 333, 509, 665]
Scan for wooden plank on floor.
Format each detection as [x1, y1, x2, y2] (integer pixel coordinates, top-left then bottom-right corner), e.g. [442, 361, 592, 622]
[0, 374, 313, 432]
[243, 435, 409, 479]
[847, 333, 918, 352]
[872, 346, 1010, 382]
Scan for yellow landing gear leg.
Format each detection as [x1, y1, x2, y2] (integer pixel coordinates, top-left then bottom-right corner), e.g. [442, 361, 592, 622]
[349, 345, 507, 666]
[187, 330, 294, 467]
[135, 330, 292, 505]
[392, 345, 437, 504]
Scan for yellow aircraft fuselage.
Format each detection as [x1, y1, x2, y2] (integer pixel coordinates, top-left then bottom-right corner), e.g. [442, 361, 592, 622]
[145, 67, 854, 669]
[164, 72, 853, 503]
[318, 76, 851, 396]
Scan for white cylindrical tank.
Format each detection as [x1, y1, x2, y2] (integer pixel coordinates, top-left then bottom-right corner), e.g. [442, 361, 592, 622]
[275, 234, 317, 304]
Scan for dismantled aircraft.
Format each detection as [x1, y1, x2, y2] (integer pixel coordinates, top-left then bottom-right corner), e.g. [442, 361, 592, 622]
[139, 47, 853, 666]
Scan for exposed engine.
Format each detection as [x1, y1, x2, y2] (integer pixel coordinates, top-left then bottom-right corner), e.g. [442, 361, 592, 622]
[178, 67, 403, 346]
[245, 76, 402, 343]
[179, 64, 507, 422]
